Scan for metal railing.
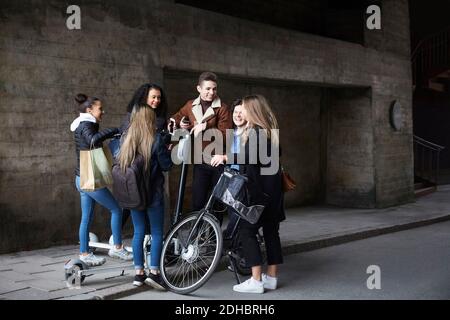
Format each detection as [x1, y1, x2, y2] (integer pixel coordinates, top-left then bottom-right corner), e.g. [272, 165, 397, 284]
[413, 135, 445, 186]
[412, 27, 450, 87]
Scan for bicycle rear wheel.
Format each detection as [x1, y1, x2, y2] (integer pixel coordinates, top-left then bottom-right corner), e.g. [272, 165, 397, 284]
[160, 212, 223, 294]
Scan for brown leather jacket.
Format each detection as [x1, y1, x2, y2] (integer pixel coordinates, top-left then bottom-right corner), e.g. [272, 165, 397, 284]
[170, 96, 232, 153]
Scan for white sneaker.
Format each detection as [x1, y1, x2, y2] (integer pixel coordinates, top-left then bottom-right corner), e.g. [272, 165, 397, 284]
[79, 253, 106, 267]
[108, 247, 133, 261]
[233, 277, 264, 294]
[262, 273, 277, 290]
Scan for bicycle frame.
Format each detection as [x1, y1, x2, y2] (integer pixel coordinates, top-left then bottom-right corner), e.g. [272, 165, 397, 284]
[182, 171, 226, 247]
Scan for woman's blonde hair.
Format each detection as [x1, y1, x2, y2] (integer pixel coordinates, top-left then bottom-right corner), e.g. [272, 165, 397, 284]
[241, 95, 279, 146]
[118, 105, 156, 172]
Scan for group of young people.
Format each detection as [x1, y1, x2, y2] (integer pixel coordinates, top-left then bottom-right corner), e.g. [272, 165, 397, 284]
[70, 71, 286, 294]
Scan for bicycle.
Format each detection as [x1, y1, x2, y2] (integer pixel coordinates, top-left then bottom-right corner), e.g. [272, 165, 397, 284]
[159, 166, 266, 294]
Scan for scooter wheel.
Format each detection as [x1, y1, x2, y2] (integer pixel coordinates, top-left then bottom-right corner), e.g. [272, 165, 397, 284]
[64, 259, 87, 286]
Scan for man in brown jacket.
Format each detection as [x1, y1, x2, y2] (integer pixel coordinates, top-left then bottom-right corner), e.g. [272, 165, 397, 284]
[169, 71, 232, 212]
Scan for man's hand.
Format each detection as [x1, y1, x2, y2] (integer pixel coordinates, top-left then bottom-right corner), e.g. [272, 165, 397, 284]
[180, 116, 191, 130]
[210, 154, 227, 167]
[191, 122, 207, 136]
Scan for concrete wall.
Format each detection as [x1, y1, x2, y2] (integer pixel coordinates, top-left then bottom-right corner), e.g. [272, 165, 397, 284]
[326, 88, 375, 207]
[364, 0, 414, 207]
[0, 0, 413, 252]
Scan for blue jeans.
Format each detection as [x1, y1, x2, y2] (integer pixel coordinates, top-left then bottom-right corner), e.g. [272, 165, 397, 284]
[75, 176, 123, 254]
[131, 196, 164, 271]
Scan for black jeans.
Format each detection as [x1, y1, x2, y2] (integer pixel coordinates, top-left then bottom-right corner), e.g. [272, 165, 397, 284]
[238, 216, 283, 267]
[224, 208, 240, 239]
[192, 163, 224, 223]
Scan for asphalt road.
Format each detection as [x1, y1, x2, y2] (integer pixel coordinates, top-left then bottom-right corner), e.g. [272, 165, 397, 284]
[120, 220, 450, 300]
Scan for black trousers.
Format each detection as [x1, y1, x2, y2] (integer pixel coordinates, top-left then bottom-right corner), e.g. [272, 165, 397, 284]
[239, 216, 283, 267]
[192, 163, 224, 223]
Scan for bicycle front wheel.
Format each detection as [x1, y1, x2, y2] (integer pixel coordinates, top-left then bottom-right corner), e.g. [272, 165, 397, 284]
[160, 212, 223, 294]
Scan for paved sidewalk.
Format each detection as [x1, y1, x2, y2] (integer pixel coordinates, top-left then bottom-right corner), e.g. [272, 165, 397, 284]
[1, 185, 450, 300]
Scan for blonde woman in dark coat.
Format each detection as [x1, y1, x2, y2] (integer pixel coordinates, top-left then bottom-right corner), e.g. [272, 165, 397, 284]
[211, 95, 285, 294]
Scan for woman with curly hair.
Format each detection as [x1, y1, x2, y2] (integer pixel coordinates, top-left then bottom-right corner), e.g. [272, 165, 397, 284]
[120, 83, 168, 133]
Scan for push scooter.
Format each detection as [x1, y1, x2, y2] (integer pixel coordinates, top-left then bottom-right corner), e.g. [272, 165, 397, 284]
[65, 208, 151, 288]
[64, 229, 150, 288]
[64, 129, 187, 288]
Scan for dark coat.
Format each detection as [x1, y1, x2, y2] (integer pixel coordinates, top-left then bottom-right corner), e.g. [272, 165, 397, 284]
[228, 127, 285, 223]
[116, 132, 173, 209]
[73, 121, 118, 176]
[114, 112, 172, 208]
[143, 132, 173, 206]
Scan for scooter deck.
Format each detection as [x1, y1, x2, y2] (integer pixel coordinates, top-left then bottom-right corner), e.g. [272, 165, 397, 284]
[88, 240, 133, 252]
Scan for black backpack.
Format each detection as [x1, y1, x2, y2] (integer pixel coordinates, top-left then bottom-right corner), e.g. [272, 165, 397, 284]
[112, 154, 147, 210]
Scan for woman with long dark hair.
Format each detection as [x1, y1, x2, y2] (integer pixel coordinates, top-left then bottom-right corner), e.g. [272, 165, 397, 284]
[120, 83, 168, 133]
[70, 94, 133, 266]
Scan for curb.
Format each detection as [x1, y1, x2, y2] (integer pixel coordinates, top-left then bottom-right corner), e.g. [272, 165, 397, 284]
[91, 283, 150, 300]
[89, 213, 450, 300]
[281, 213, 450, 255]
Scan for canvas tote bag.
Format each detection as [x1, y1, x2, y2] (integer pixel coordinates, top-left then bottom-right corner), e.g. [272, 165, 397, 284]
[79, 145, 113, 191]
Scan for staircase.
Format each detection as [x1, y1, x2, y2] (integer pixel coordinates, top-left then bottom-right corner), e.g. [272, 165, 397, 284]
[412, 28, 448, 197]
[413, 135, 445, 197]
[412, 27, 450, 92]
[427, 70, 450, 92]
[414, 182, 436, 197]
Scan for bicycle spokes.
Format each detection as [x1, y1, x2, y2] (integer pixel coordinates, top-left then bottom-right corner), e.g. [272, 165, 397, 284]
[160, 213, 223, 294]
